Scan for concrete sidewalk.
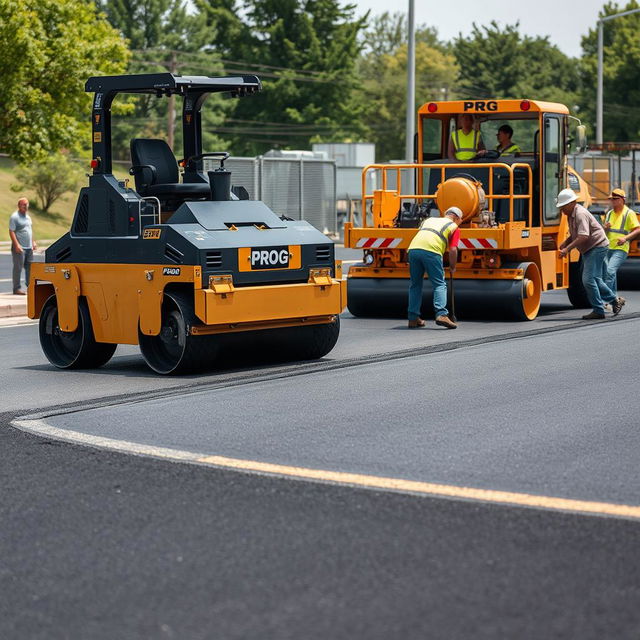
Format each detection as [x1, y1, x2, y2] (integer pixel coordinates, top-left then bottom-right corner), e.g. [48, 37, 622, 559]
[0, 291, 27, 318]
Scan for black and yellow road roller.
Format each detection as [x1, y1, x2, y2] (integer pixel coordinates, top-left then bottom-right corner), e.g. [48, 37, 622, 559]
[345, 98, 593, 320]
[29, 73, 345, 374]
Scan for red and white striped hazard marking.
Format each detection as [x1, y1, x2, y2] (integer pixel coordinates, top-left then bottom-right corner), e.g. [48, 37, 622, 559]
[355, 237, 403, 249]
[458, 238, 498, 249]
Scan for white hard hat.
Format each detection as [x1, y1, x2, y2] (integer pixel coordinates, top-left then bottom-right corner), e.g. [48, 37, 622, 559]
[556, 188, 578, 208]
[445, 206, 463, 219]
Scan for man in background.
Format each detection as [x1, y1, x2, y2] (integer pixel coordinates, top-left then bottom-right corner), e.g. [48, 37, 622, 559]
[9, 197, 36, 295]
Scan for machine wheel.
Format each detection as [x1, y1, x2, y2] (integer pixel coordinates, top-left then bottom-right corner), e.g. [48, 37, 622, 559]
[567, 258, 591, 308]
[138, 291, 218, 375]
[39, 295, 117, 369]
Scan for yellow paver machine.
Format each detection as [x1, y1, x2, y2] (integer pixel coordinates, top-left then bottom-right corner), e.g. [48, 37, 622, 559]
[28, 73, 345, 374]
[345, 99, 591, 320]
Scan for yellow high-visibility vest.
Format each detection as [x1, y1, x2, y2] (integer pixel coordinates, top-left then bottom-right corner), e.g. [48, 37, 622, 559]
[605, 205, 640, 252]
[408, 217, 456, 255]
[496, 143, 521, 156]
[451, 129, 479, 160]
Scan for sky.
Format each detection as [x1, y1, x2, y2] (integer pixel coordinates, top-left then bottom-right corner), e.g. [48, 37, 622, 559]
[349, 0, 608, 58]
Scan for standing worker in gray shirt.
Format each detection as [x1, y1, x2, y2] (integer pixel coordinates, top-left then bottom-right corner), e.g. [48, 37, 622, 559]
[556, 188, 623, 319]
[9, 197, 37, 295]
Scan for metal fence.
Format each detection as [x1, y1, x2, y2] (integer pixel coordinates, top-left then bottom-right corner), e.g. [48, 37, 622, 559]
[203, 156, 337, 234]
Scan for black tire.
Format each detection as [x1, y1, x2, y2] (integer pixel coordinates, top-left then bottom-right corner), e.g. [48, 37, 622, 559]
[567, 258, 591, 309]
[39, 295, 117, 369]
[138, 291, 219, 375]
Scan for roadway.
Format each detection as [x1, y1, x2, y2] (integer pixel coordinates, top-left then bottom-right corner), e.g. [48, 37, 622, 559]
[2, 289, 640, 637]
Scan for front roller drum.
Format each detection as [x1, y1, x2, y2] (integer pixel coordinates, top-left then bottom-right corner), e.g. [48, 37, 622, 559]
[347, 261, 542, 321]
[139, 291, 219, 375]
[39, 295, 117, 369]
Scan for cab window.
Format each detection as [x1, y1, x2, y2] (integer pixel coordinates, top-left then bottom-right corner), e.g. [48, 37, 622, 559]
[421, 117, 443, 160]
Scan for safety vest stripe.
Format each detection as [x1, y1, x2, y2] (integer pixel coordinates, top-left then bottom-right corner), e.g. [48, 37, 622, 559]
[606, 209, 630, 235]
[421, 220, 454, 243]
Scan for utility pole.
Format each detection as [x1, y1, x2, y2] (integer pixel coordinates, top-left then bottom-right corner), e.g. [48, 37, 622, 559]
[596, 7, 640, 145]
[167, 51, 178, 151]
[405, 0, 415, 165]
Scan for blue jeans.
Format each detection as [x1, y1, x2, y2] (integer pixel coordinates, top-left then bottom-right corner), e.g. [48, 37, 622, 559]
[603, 248, 627, 294]
[582, 246, 616, 315]
[408, 249, 448, 319]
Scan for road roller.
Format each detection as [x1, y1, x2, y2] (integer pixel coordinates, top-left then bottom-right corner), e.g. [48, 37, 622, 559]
[345, 98, 593, 320]
[28, 73, 345, 374]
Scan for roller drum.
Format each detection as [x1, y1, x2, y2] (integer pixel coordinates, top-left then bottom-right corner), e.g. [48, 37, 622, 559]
[347, 262, 541, 321]
[616, 257, 640, 291]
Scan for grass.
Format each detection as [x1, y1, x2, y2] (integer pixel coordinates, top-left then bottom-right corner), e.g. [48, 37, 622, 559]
[1, 156, 130, 241]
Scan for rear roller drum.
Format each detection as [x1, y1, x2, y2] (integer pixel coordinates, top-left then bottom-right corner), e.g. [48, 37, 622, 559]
[39, 295, 117, 369]
[616, 257, 640, 291]
[139, 291, 218, 375]
[567, 257, 590, 308]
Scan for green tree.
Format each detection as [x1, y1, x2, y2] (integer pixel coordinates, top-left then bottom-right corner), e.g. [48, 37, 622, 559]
[0, 0, 129, 163]
[453, 21, 579, 106]
[11, 153, 84, 213]
[97, 0, 225, 158]
[197, 0, 369, 155]
[357, 13, 458, 161]
[579, 1, 640, 141]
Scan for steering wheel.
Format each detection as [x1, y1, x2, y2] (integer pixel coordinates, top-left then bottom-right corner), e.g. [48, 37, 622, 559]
[478, 150, 500, 161]
[180, 151, 230, 169]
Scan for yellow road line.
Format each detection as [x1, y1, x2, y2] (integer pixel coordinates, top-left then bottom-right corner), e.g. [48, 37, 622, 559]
[12, 418, 640, 520]
[198, 456, 640, 519]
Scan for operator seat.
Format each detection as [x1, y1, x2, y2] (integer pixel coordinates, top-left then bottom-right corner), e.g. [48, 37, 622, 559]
[129, 138, 210, 208]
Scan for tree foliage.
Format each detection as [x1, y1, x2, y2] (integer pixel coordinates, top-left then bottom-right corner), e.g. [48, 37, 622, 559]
[197, 0, 368, 155]
[357, 12, 458, 161]
[97, 0, 226, 159]
[453, 21, 579, 106]
[579, 1, 640, 141]
[0, 0, 129, 163]
[11, 153, 84, 213]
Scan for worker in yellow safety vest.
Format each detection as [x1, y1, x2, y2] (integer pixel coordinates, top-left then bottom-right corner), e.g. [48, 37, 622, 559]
[602, 188, 640, 295]
[495, 124, 521, 156]
[448, 114, 486, 161]
[407, 207, 462, 329]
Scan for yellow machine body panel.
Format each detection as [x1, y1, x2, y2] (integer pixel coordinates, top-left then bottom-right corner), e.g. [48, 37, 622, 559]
[29, 262, 344, 344]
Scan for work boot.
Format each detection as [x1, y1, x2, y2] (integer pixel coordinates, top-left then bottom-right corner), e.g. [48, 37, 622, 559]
[13, 289, 26, 295]
[582, 311, 605, 320]
[408, 318, 426, 328]
[435, 315, 457, 329]
[612, 297, 626, 316]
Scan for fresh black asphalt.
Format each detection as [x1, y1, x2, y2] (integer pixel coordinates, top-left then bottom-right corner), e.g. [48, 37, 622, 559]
[2, 412, 640, 640]
[38, 318, 640, 506]
[3, 292, 640, 637]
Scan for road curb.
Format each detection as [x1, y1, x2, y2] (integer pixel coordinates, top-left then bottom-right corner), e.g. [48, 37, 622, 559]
[0, 293, 27, 318]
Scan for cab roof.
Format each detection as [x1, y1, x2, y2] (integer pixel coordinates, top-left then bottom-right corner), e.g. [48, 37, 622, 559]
[85, 73, 262, 97]
[417, 99, 569, 116]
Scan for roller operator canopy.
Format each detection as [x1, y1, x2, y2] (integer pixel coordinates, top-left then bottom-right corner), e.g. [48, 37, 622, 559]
[85, 72, 262, 97]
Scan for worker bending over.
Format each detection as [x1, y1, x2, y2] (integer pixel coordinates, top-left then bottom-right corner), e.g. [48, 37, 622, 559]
[448, 114, 486, 160]
[557, 188, 623, 319]
[495, 124, 520, 156]
[407, 207, 462, 329]
[602, 188, 640, 295]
